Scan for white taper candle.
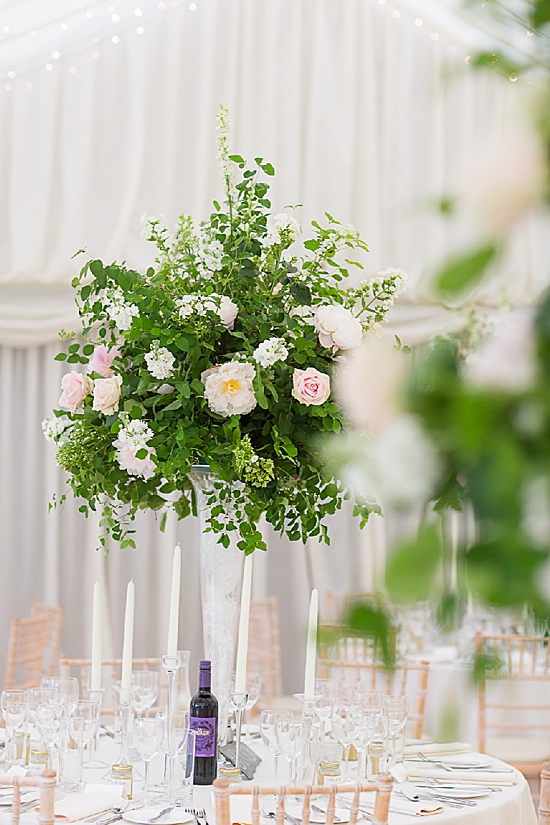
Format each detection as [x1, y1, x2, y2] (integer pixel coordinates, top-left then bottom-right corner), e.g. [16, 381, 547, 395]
[304, 587, 318, 700]
[234, 553, 253, 693]
[167, 544, 181, 657]
[91, 581, 102, 692]
[120, 580, 135, 703]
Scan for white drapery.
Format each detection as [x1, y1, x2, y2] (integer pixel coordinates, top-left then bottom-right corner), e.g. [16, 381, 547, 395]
[1, 0, 549, 691]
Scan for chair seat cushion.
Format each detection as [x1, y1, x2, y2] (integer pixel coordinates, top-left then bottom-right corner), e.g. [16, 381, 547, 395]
[485, 736, 550, 764]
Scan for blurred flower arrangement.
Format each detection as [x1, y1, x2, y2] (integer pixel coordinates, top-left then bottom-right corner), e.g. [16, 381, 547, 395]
[43, 107, 406, 554]
[327, 2, 550, 655]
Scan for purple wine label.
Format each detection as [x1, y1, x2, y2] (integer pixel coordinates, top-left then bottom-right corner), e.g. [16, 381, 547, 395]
[190, 716, 217, 757]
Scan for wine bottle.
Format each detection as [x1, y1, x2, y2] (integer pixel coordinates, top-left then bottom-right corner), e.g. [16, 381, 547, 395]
[190, 660, 218, 784]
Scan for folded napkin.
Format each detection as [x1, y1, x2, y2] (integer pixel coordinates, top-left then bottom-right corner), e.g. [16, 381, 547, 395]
[406, 767, 518, 785]
[54, 791, 124, 822]
[414, 805, 444, 816]
[404, 742, 471, 756]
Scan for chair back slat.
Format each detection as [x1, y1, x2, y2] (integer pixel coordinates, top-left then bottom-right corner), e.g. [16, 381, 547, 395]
[31, 602, 65, 677]
[213, 779, 393, 825]
[4, 616, 48, 689]
[540, 762, 550, 824]
[247, 598, 282, 711]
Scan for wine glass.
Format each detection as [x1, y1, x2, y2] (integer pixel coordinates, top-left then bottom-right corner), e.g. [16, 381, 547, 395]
[65, 700, 99, 791]
[41, 676, 79, 707]
[383, 695, 408, 765]
[314, 678, 337, 738]
[35, 702, 63, 771]
[156, 711, 190, 803]
[353, 707, 379, 779]
[276, 719, 306, 785]
[1, 690, 27, 767]
[131, 671, 159, 718]
[134, 717, 162, 803]
[331, 702, 362, 780]
[260, 709, 293, 784]
[26, 687, 42, 739]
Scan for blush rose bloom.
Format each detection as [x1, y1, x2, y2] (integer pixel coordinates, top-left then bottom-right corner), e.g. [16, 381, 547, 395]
[87, 344, 121, 378]
[92, 375, 122, 415]
[59, 371, 94, 413]
[201, 361, 257, 417]
[314, 304, 363, 351]
[204, 295, 239, 330]
[292, 367, 331, 406]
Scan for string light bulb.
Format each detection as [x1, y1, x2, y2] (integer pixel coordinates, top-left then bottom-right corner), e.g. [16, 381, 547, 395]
[112, 35, 120, 43]
[3, 27, 9, 33]
[92, 50, 99, 57]
[26, 82, 33, 89]
[112, 13, 120, 21]
[431, 32, 439, 40]
[86, 11, 92, 18]
[189, 2, 196, 8]
[135, 8, 143, 16]
[137, 26, 144, 33]
[5, 84, 11, 91]
[415, 18, 423, 26]
[69, 66, 77, 73]
[46, 63, 53, 70]
[61, 23, 69, 30]
[392, 9, 400, 18]
[8, 71, 15, 78]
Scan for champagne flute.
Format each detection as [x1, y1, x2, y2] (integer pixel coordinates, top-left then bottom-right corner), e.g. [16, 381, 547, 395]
[260, 709, 293, 784]
[134, 717, 162, 803]
[131, 671, 159, 718]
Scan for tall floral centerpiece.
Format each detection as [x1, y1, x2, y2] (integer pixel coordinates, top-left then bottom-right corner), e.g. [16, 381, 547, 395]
[44, 107, 406, 734]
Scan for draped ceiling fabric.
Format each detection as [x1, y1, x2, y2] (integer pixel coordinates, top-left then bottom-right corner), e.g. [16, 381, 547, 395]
[0, 0, 548, 690]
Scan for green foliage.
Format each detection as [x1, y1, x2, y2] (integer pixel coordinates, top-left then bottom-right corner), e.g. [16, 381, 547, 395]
[385, 526, 443, 603]
[436, 244, 497, 296]
[47, 107, 404, 553]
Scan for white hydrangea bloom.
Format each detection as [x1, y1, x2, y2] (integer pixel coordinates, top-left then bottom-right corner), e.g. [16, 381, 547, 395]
[176, 295, 198, 319]
[42, 416, 69, 442]
[145, 344, 176, 380]
[113, 417, 156, 480]
[253, 337, 289, 368]
[104, 288, 140, 330]
[273, 213, 301, 241]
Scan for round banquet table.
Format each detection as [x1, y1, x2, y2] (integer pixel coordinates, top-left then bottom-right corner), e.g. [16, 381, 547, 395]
[17, 733, 537, 825]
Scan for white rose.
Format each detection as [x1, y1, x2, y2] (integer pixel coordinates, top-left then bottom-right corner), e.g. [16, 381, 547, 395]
[218, 296, 239, 330]
[201, 361, 257, 417]
[115, 444, 156, 480]
[314, 304, 363, 351]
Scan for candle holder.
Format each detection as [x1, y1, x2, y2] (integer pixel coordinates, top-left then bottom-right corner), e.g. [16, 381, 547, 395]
[293, 694, 321, 784]
[230, 690, 248, 776]
[114, 700, 134, 768]
[162, 654, 181, 719]
[85, 679, 108, 769]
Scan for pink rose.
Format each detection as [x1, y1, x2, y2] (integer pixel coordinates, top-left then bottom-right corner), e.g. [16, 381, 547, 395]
[59, 371, 93, 413]
[88, 344, 121, 378]
[292, 367, 331, 406]
[92, 375, 122, 415]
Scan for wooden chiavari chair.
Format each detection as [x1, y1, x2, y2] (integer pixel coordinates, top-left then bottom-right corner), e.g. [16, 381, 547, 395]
[0, 769, 55, 825]
[213, 776, 393, 825]
[4, 616, 48, 690]
[58, 656, 165, 718]
[248, 597, 283, 712]
[540, 762, 550, 824]
[30, 601, 65, 677]
[318, 621, 429, 740]
[476, 631, 550, 780]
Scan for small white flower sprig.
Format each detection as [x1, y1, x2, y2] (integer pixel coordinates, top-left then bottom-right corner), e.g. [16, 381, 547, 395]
[47, 106, 406, 553]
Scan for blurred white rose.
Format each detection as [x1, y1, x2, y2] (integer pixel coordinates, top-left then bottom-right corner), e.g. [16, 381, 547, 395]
[335, 337, 409, 430]
[461, 131, 545, 233]
[465, 309, 536, 393]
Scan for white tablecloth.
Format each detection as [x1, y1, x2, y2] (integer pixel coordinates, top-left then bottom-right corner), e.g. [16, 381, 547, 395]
[17, 735, 537, 825]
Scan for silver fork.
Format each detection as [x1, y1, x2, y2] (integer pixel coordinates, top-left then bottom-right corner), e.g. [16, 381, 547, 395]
[311, 804, 342, 823]
[196, 808, 210, 825]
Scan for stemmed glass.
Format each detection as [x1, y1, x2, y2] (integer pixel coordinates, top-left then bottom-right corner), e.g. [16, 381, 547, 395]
[131, 671, 160, 718]
[41, 677, 79, 707]
[134, 717, 162, 804]
[331, 703, 362, 780]
[383, 695, 408, 766]
[314, 679, 337, 739]
[231, 672, 261, 738]
[260, 709, 293, 784]
[353, 708, 379, 779]
[65, 700, 99, 791]
[156, 710, 190, 803]
[1, 690, 27, 767]
[26, 688, 42, 741]
[35, 702, 63, 771]
[276, 719, 306, 785]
